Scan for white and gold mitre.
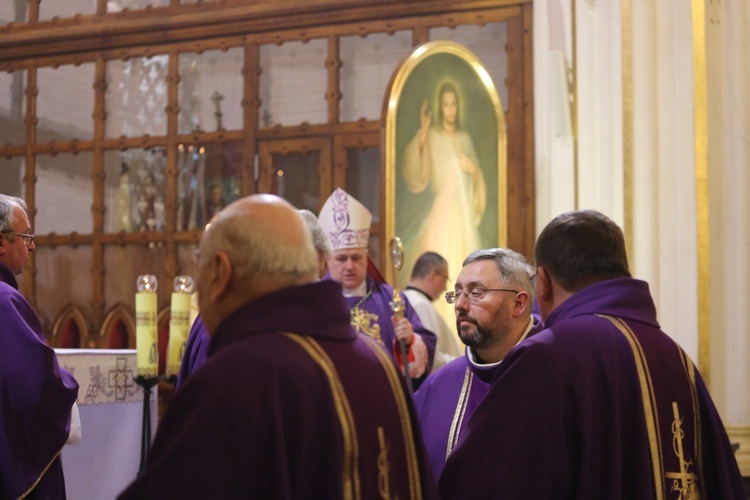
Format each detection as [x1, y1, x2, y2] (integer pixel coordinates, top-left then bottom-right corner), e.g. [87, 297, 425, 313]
[318, 188, 372, 250]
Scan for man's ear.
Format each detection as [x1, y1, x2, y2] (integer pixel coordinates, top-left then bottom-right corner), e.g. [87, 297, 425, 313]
[205, 252, 233, 303]
[536, 267, 553, 303]
[512, 290, 531, 318]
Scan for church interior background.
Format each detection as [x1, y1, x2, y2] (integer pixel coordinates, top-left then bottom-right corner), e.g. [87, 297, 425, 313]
[1, 0, 748, 484]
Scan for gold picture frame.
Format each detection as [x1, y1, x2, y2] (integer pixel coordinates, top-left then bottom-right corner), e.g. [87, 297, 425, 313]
[384, 40, 508, 295]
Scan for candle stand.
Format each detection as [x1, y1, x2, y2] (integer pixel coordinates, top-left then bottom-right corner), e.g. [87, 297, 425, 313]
[134, 375, 160, 473]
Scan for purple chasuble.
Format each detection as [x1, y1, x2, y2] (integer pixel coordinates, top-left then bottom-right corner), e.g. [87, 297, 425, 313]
[440, 278, 745, 499]
[119, 280, 437, 499]
[414, 317, 544, 478]
[175, 315, 209, 389]
[325, 274, 437, 382]
[0, 263, 78, 500]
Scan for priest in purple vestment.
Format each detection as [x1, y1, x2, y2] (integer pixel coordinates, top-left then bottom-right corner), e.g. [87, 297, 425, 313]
[0, 194, 79, 500]
[120, 194, 437, 499]
[440, 209, 745, 499]
[319, 188, 437, 387]
[413, 248, 543, 478]
[176, 208, 333, 389]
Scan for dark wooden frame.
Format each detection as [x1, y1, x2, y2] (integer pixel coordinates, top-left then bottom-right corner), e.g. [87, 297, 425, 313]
[0, 0, 534, 345]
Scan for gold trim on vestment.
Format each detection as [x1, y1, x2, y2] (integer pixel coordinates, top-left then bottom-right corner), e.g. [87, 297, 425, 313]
[678, 346, 705, 497]
[282, 333, 361, 500]
[446, 368, 474, 461]
[19, 448, 63, 499]
[665, 402, 701, 499]
[377, 427, 390, 500]
[599, 314, 664, 499]
[362, 337, 423, 500]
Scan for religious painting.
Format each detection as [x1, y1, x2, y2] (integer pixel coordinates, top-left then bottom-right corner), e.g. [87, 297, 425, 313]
[384, 41, 507, 291]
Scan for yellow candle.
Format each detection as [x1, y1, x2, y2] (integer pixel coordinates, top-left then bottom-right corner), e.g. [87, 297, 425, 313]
[167, 276, 194, 377]
[135, 275, 158, 378]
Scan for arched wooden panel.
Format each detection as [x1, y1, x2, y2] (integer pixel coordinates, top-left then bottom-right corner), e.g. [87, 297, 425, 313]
[100, 303, 136, 349]
[50, 305, 89, 348]
[60, 320, 81, 348]
[107, 320, 129, 349]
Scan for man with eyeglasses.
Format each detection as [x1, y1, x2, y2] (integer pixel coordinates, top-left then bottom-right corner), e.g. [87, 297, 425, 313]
[404, 252, 462, 373]
[440, 209, 745, 499]
[0, 194, 80, 499]
[413, 248, 543, 478]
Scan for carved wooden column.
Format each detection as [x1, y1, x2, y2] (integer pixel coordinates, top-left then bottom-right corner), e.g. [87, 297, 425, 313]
[242, 44, 260, 196]
[23, 67, 37, 306]
[91, 56, 107, 334]
[326, 35, 341, 125]
[164, 50, 180, 284]
[506, 8, 535, 257]
[413, 26, 429, 47]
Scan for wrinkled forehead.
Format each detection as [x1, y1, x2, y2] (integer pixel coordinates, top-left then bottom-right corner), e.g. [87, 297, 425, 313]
[12, 206, 30, 230]
[455, 259, 501, 287]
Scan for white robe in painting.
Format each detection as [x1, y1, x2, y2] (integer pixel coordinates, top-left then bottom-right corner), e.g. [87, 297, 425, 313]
[399, 126, 486, 295]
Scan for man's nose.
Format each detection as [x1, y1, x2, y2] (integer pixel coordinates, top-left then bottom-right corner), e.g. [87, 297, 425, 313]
[454, 292, 470, 310]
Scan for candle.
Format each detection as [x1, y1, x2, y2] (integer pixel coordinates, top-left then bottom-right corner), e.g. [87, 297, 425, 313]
[167, 276, 194, 377]
[135, 275, 159, 378]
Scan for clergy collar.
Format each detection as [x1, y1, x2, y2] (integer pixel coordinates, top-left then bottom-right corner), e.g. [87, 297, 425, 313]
[0, 262, 18, 290]
[406, 285, 432, 302]
[342, 280, 367, 298]
[468, 316, 535, 367]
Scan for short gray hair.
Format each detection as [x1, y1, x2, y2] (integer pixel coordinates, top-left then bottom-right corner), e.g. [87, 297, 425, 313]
[299, 209, 332, 261]
[200, 208, 318, 288]
[0, 194, 27, 232]
[463, 248, 535, 301]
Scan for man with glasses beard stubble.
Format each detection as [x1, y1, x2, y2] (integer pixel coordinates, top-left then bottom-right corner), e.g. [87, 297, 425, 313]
[413, 248, 543, 479]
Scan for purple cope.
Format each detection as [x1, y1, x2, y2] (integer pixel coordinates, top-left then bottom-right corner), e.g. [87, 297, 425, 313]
[439, 278, 745, 499]
[0, 263, 78, 500]
[119, 280, 437, 499]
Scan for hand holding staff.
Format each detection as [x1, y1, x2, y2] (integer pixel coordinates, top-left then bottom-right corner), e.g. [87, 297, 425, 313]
[389, 237, 413, 394]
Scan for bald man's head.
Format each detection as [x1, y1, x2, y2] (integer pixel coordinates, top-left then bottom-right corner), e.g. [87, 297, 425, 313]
[196, 194, 318, 334]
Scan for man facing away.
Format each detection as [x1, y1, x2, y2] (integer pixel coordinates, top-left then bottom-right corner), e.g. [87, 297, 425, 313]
[120, 194, 437, 499]
[0, 194, 80, 499]
[404, 251, 463, 373]
[440, 209, 745, 499]
[175, 208, 332, 388]
[413, 248, 543, 478]
[319, 188, 436, 387]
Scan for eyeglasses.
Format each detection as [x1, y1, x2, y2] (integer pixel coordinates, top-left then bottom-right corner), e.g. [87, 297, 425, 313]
[530, 272, 538, 285]
[1, 231, 35, 245]
[445, 288, 519, 304]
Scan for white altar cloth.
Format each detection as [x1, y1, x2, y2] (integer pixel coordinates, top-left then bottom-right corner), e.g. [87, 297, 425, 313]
[55, 349, 157, 500]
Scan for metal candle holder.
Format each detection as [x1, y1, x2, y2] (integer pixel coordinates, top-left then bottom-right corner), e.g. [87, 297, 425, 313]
[134, 375, 160, 473]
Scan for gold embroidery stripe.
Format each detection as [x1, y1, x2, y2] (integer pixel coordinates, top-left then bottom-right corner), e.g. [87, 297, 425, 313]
[19, 448, 63, 499]
[446, 368, 473, 460]
[363, 338, 423, 500]
[677, 346, 704, 495]
[282, 333, 361, 500]
[599, 315, 664, 499]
